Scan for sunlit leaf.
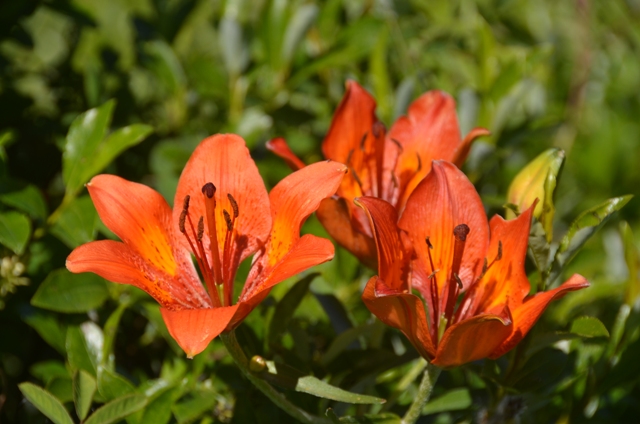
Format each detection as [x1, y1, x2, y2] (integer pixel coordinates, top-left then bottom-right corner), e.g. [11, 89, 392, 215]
[570, 316, 610, 338]
[423, 388, 472, 415]
[84, 393, 147, 424]
[74, 369, 97, 421]
[19, 382, 73, 424]
[0, 210, 31, 254]
[31, 268, 109, 313]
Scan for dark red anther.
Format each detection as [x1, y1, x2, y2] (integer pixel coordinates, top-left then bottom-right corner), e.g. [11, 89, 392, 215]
[227, 194, 239, 218]
[202, 182, 216, 198]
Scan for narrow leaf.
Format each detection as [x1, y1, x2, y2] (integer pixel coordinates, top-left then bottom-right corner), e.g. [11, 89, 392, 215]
[268, 273, 318, 345]
[74, 370, 97, 420]
[0, 211, 31, 254]
[18, 382, 74, 424]
[63, 100, 115, 197]
[570, 316, 610, 338]
[621, 221, 640, 304]
[84, 393, 147, 424]
[31, 268, 109, 313]
[423, 388, 472, 415]
[296, 375, 385, 404]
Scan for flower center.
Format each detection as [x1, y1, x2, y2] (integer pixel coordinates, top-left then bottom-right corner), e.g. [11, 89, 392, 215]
[178, 182, 240, 307]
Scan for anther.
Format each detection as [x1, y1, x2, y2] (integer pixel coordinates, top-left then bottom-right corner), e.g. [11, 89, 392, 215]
[350, 167, 364, 189]
[227, 194, 239, 218]
[346, 149, 354, 166]
[202, 182, 216, 198]
[427, 269, 440, 280]
[197, 217, 204, 241]
[179, 210, 187, 233]
[223, 210, 233, 231]
[359, 132, 368, 151]
[372, 121, 385, 138]
[183, 195, 191, 211]
[454, 273, 463, 289]
[416, 153, 422, 172]
[390, 138, 403, 153]
[496, 241, 503, 261]
[426, 237, 434, 249]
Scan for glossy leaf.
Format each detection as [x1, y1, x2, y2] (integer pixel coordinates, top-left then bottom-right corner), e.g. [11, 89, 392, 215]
[74, 369, 97, 420]
[62, 100, 115, 197]
[0, 210, 31, 254]
[570, 316, 610, 338]
[549, 195, 632, 284]
[50, 195, 98, 248]
[296, 375, 385, 404]
[67, 325, 99, 376]
[423, 388, 472, 415]
[268, 273, 318, 346]
[31, 268, 109, 313]
[84, 393, 148, 424]
[19, 382, 74, 424]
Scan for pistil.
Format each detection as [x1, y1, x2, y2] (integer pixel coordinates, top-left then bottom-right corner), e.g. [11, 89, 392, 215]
[202, 183, 224, 285]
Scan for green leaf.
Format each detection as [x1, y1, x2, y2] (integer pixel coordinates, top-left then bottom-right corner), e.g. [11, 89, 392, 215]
[50, 196, 98, 248]
[423, 388, 472, 415]
[21, 309, 66, 354]
[296, 376, 384, 404]
[31, 268, 109, 313]
[46, 377, 74, 404]
[74, 370, 97, 420]
[0, 211, 31, 254]
[529, 220, 551, 274]
[219, 17, 248, 76]
[281, 4, 318, 66]
[570, 316, 610, 338]
[66, 323, 104, 376]
[18, 382, 74, 424]
[30, 361, 70, 386]
[331, 409, 401, 424]
[171, 389, 217, 424]
[102, 304, 127, 369]
[89, 124, 154, 180]
[84, 393, 148, 424]
[139, 388, 179, 424]
[621, 221, 640, 304]
[268, 273, 318, 346]
[549, 195, 633, 284]
[63, 100, 115, 197]
[98, 366, 136, 401]
[0, 183, 48, 220]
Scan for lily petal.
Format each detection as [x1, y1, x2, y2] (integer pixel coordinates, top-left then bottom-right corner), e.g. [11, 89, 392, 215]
[173, 134, 271, 266]
[266, 137, 306, 171]
[452, 127, 491, 167]
[86, 174, 178, 277]
[432, 310, 512, 368]
[388, 91, 463, 208]
[489, 274, 589, 359]
[316, 197, 377, 268]
[362, 276, 436, 359]
[355, 196, 409, 291]
[67, 240, 210, 309]
[161, 305, 239, 358]
[399, 161, 489, 294]
[458, 205, 534, 320]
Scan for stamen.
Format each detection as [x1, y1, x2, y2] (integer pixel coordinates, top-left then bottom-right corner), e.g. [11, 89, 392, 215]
[179, 210, 187, 234]
[359, 132, 368, 151]
[454, 273, 463, 289]
[202, 182, 216, 198]
[183, 194, 191, 211]
[390, 138, 403, 153]
[372, 121, 384, 138]
[425, 237, 439, 341]
[350, 167, 364, 191]
[416, 153, 422, 172]
[346, 149, 354, 167]
[227, 194, 239, 218]
[496, 241, 503, 261]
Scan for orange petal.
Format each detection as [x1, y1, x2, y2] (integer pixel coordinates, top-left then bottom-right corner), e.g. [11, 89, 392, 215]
[161, 305, 238, 358]
[432, 311, 512, 368]
[240, 234, 334, 304]
[399, 161, 489, 295]
[266, 137, 306, 171]
[173, 134, 271, 266]
[265, 160, 346, 266]
[388, 91, 465, 208]
[67, 240, 210, 309]
[86, 174, 178, 277]
[452, 127, 491, 167]
[457, 205, 534, 320]
[316, 197, 377, 269]
[489, 274, 589, 359]
[362, 276, 436, 359]
[355, 196, 409, 291]
[322, 81, 379, 202]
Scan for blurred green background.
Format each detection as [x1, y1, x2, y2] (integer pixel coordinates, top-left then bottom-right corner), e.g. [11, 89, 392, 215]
[1, 0, 639, 423]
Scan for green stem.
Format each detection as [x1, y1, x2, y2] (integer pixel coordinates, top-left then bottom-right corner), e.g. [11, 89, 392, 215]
[219, 332, 330, 424]
[402, 361, 441, 424]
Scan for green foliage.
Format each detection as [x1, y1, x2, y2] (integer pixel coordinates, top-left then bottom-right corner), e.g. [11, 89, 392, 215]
[2, 0, 640, 423]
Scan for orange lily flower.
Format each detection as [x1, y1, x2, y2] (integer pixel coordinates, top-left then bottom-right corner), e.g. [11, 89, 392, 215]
[67, 134, 346, 358]
[355, 161, 589, 368]
[267, 80, 489, 267]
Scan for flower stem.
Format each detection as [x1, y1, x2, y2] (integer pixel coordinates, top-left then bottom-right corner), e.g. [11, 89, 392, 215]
[219, 332, 330, 424]
[402, 361, 442, 424]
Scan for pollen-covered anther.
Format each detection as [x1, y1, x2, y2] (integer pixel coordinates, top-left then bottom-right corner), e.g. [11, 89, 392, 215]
[223, 210, 233, 231]
[183, 194, 191, 211]
[359, 132, 368, 151]
[179, 210, 187, 234]
[227, 194, 239, 218]
[454, 273, 463, 289]
[372, 121, 385, 138]
[453, 224, 470, 241]
[197, 217, 204, 241]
